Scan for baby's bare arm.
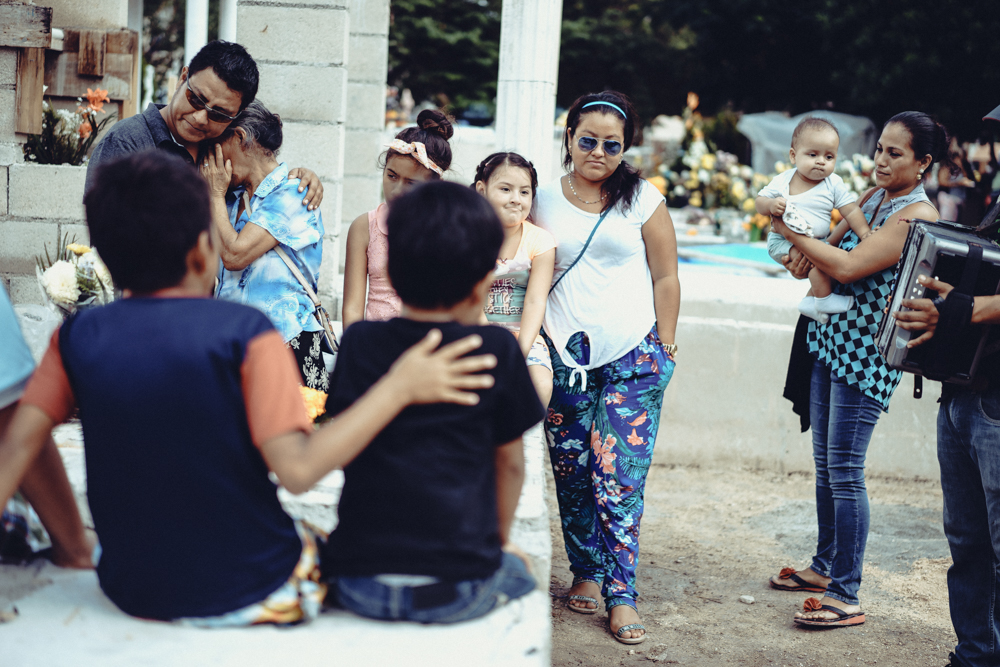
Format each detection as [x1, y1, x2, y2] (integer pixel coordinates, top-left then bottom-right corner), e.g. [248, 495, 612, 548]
[839, 203, 871, 240]
[756, 195, 785, 217]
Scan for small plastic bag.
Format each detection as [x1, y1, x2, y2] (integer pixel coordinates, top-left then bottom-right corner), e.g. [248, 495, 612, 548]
[14, 304, 62, 364]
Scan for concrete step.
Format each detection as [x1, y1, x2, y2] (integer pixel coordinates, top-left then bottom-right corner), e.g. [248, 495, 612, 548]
[3, 424, 551, 666]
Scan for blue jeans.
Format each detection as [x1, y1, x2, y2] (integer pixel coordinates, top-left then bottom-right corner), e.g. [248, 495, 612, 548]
[808, 360, 883, 605]
[938, 388, 1000, 667]
[332, 552, 536, 624]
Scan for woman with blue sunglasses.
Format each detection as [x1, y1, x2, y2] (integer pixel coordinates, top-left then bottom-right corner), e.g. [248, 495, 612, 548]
[534, 91, 681, 645]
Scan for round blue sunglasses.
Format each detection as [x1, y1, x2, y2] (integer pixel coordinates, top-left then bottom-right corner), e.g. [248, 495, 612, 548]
[576, 136, 623, 157]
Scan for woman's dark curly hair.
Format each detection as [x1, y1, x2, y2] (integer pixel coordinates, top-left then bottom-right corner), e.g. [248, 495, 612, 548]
[563, 90, 643, 214]
[379, 109, 454, 177]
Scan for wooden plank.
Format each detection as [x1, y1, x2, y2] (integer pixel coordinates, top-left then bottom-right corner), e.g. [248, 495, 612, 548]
[63, 29, 136, 55]
[121, 31, 140, 119]
[0, 4, 52, 49]
[77, 30, 106, 77]
[45, 52, 132, 100]
[105, 29, 137, 54]
[15, 47, 45, 134]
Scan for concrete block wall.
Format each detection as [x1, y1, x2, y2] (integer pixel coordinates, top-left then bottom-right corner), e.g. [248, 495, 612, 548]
[661, 267, 942, 480]
[340, 0, 390, 272]
[238, 0, 351, 311]
[1, 164, 89, 305]
[1, 2, 127, 305]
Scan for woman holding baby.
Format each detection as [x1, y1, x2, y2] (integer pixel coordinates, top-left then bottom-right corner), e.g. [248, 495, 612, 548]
[768, 112, 948, 627]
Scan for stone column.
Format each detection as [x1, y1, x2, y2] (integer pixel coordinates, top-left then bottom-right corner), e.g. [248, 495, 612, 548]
[184, 0, 209, 65]
[218, 0, 238, 43]
[238, 0, 349, 309]
[340, 0, 390, 273]
[494, 0, 564, 182]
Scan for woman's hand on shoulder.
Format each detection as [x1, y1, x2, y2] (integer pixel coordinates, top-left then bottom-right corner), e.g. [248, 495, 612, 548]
[288, 167, 323, 211]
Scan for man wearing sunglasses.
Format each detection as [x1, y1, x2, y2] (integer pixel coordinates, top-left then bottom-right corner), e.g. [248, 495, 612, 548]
[86, 41, 323, 210]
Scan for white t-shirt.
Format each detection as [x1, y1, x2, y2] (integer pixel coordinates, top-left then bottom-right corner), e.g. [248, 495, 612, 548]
[758, 169, 856, 239]
[535, 178, 665, 388]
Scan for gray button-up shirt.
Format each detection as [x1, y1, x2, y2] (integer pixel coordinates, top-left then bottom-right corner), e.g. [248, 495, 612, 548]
[85, 103, 195, 193]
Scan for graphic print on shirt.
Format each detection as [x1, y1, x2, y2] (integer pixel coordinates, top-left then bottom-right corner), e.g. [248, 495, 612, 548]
[486, 257, 531, 318]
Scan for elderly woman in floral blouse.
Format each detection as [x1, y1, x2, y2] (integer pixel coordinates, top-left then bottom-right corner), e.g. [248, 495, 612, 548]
[202, 101, 328, 391]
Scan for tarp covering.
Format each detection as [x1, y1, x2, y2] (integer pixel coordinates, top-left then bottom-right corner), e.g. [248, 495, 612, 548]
[737, 111, 877, 174]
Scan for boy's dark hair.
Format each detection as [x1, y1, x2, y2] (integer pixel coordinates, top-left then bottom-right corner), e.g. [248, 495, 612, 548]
[792, 117, 839, 147]
[218, 100, 282, 157]
[563, 90, 643, 214]
[387, 181, 503, 309]
[84, 152, 211, 294]
[472, 151, 539, 198]
[188, 40, 259, 112]
[379, 109, 454, 175]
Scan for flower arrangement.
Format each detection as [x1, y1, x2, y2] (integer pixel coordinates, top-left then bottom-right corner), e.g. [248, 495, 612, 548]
[300, 387, 328, 422]
[23, 88, 116, 166]
[35, 235, 115, 317]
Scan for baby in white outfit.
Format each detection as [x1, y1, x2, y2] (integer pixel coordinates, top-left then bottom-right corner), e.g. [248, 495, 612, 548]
[757, 118, 872, 323]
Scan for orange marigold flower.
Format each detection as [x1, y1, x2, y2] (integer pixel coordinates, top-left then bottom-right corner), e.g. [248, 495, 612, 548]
[802, 597, 823, 612]
[78, 120, 92, 139]
[299, 386, 327, 421]
[85, 88, 110, 114]
[778, 567, 797, 579]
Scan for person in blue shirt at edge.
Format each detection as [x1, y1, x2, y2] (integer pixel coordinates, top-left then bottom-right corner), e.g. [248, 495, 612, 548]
[201, 101, 329, 391]
[85, 40, 325, 212]
[892, 102, 1000, 667]
[321, 181, 544, 623]
[0, 151, 498, 625]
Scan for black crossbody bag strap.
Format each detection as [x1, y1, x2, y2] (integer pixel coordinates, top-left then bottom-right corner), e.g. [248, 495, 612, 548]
[549, 208, 611, 294]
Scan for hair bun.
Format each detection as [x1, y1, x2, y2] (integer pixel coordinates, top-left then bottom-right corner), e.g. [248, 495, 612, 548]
[417, 109, 454, 141]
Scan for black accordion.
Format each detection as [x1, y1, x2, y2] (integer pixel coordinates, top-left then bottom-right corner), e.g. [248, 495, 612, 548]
[877, 218, 1000, 383]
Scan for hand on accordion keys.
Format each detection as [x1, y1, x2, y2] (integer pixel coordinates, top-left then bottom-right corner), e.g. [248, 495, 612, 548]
[892, 275, 957, 348]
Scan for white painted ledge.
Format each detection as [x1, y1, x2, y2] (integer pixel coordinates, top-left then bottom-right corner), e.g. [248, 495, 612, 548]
[3, 424, 551, 666]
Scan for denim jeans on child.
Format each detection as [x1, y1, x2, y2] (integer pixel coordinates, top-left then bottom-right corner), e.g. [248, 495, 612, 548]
[938, 388, 1000, 667]
[332, 552, 535, 624]
[544, 324, 675, 610]
[808, 359, 883, 606]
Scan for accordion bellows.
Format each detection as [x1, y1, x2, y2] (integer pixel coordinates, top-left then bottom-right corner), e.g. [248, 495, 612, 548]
[878, 219, 1000, 384]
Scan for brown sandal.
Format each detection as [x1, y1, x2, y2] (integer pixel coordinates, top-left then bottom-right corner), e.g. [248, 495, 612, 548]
[770, 567, 828, 593]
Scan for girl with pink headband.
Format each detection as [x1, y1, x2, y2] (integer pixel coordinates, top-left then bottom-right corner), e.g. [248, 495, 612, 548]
[342, 109, 454, 328]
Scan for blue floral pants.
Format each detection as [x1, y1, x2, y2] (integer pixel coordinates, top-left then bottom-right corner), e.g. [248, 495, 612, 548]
[543, 324, 675, 610]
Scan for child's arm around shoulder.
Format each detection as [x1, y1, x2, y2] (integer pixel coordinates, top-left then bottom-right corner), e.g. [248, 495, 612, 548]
[342, 212, 371, 329]
[256, 329, 497, 494]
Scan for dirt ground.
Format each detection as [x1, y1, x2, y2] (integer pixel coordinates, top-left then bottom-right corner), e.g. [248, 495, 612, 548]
[547, 462, 956, 667]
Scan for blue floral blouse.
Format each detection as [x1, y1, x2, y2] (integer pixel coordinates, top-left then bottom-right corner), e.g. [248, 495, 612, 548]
[216, 162, 324, 342]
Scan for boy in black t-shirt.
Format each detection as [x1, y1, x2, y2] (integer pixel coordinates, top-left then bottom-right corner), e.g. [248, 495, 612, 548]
[323, 181, 544, 623]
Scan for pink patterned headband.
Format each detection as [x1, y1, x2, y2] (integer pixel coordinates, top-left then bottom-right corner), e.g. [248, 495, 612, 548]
[386, 139, 444, 176]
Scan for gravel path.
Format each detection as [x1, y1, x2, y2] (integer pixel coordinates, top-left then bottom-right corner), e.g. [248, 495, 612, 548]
[548, 462, 955, 667]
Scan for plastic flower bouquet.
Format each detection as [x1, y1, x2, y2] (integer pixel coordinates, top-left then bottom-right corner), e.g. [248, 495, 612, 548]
[24, 88, 116, 166]
[35, 235, 115, 317]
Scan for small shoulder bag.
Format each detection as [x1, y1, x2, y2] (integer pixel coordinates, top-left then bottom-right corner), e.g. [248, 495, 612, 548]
[242, 191, 339, 355]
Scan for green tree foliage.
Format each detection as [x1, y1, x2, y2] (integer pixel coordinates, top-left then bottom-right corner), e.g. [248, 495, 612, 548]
[388, 0, 502, 114]
[392, 0, 1000, 139]
[656, 0, 1000, 141]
